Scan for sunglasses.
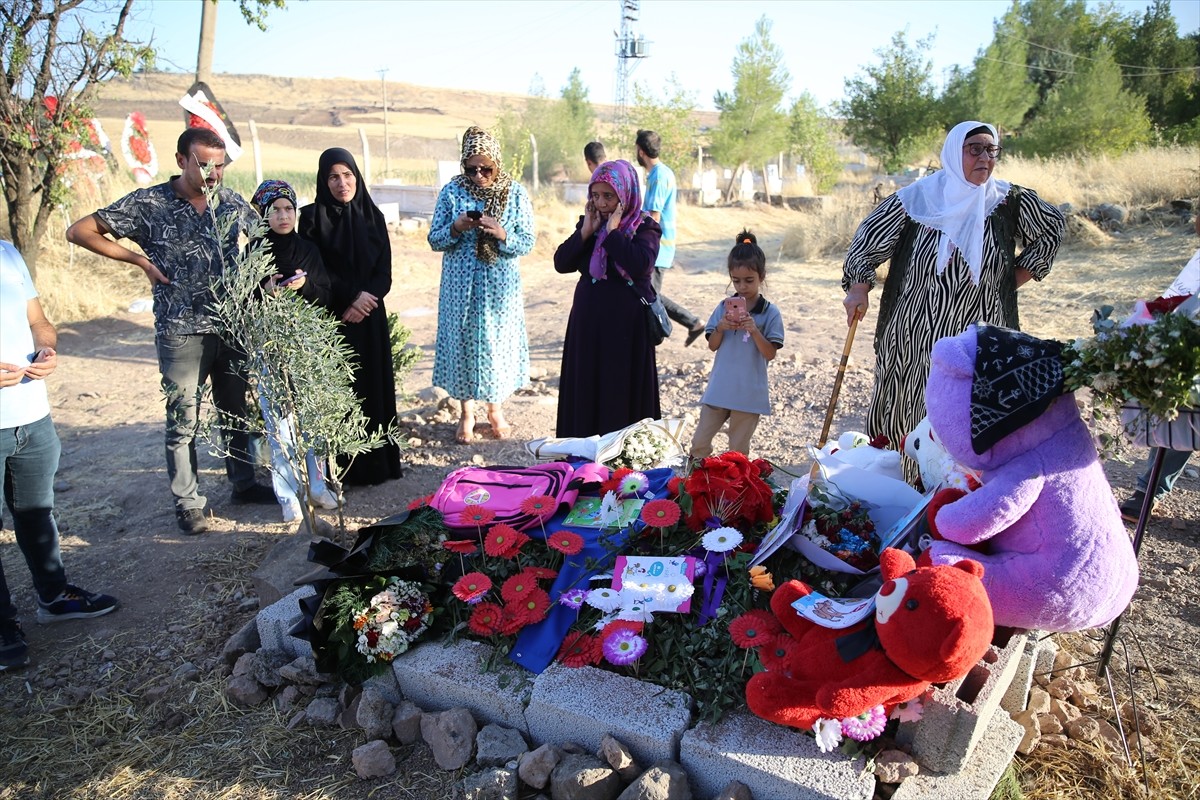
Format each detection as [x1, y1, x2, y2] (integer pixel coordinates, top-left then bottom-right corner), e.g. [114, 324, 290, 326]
[464, 165, 495, 177]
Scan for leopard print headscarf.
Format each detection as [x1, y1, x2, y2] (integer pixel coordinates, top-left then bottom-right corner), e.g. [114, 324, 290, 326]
[451, 126, 514, 264]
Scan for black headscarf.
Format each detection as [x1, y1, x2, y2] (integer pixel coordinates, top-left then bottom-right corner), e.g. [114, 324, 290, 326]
[299, 148, 391, 310]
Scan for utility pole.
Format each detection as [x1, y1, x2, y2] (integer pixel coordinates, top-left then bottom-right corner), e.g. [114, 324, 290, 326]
[613, 0, 648, 130]
[197, 0, 217, 84]
[378, 68, 390, 179]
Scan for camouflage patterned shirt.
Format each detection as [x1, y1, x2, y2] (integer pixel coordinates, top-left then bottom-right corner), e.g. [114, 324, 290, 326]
[98, 179, 258, 336]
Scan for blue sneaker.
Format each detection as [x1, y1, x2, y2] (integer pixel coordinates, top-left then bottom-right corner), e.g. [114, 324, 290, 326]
[0, 616, 29, 670]
[36, 584, 119, 624]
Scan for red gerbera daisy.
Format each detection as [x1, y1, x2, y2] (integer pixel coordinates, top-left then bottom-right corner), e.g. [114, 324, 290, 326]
[667, 476, 685, 498]
[468, 602, 503, 636]
[407, 494, 432, 510]
[462, 504, 496, 527]
[520, 494, 556, 517]
[547, 530, 584, 555]
[640, 499, 681, 529]
[758, 633, 802, 673]
[601, 619, 645, 639]
[484, 524, 528, 558]
[600, 467, 634, 496]
[442, 539, 479, 555]
[512, 588, 552, 624]
[452, 572, 492, 604]
[728, 609, 783, 649]
[556, 630, 603, 668]
[496, 607, 527, 636]
[524, 566, 559, 582]
[501, 573, 536, 604]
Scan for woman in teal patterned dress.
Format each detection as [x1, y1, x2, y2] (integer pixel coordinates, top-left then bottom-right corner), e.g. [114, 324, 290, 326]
[429, 127, 536, 444]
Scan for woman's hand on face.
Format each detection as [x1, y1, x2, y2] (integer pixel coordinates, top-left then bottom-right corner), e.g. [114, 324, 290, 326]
[581, 200, 600, 239]
[843, 284, 870, 326]
[606, 201, 624, 233]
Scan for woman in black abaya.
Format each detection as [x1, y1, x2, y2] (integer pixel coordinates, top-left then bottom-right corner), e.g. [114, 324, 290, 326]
[299, 148, 401, 485]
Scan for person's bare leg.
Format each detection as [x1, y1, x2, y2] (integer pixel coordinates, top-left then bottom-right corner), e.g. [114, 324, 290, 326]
[487, 401, 511, 439]
[457, 400, 476, 444]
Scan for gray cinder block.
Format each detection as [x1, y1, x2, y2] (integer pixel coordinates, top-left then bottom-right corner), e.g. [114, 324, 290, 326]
[680, 711, 875, 800]
[526, 663, 693, 766]
[1000, 630, 1055, 714]
[891, 710, 1024, 799]
[392, 640, 532, 735]
[255, 585, 316, 661]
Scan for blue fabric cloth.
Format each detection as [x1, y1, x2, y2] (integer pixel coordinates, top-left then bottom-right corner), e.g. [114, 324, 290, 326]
[509, 467, 674, 673]
[644, 163, 677, 268]
[700, 295, 785, 415]
[429, 179, 535, 402]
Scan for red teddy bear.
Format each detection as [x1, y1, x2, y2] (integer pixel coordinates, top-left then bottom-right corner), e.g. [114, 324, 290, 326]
[741, 549, 994, 730]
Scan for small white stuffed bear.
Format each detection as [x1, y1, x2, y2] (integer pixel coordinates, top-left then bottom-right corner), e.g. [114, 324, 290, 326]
[902, 417, 981, 493]
[820, 430, 903, 481]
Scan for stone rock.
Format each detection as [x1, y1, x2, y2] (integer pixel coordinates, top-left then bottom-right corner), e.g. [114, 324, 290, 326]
[277, 655, 322, 685]
[874, 749, 919, 784]
[1046, 676, 1075, 701]
[1119, 702, 1161, 737]
[461, 767, 518, 800]
[351, 740, 396, 780]
[599, 734, 641, 783]
[713, 781, 752, 800]
[172, 661, 200, 682]
[616, 760, 693, 800]
[231, 652, 257, 678]
[1038, 733, 1070, 750]
[251, 531, 317, 608]
[1066, 715, 1100, 742]
[220, 617, 261, 668]
[274, 685, 304, 714]
[305, 697, 341, 727]
[1095, 718, 1125, 754]
[518, 743, 562, 789]
[421, 708, 477, 770]
[250, 650, 286, 689]
[1052, 649, 1075, 674]
[418, 386, 450, 405]
[1050, 698, 1082, 726]
[549, 753, 622, 800]
[339, 692, 363, 731]
[1037, 712, 1063, 736]
[1026, 686, 1051, 715]
[392, 700, 423, 745]
[1096, 203, 1128, 224]
[142, 684, 169, 703]
[357, 686, 396, 741]
[476, 723, 528, 767]
[224, 674, 267, 707]
[1013, 709, 1041, 755]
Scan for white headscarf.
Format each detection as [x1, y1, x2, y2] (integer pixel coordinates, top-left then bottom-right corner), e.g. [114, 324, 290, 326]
[895, 121, 1011, 285]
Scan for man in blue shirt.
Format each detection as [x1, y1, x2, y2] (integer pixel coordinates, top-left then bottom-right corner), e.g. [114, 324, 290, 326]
[636, 130, 705, 346]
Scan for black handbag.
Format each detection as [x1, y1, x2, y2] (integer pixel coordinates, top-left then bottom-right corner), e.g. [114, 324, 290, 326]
[623, 279, 671, 345]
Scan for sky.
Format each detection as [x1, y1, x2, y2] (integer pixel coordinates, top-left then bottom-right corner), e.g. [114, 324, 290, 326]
[112, 0, 1200, 112]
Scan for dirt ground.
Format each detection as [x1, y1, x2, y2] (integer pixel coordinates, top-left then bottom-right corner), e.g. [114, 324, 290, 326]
[1, 199, 1197, 799]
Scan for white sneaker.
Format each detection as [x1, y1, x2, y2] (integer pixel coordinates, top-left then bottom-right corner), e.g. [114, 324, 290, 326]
[281, 501, 303, 523]
[311, 489, 339, 510]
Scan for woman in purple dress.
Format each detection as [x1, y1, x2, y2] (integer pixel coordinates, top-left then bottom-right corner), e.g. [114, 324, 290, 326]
[553, 160, 662, 437]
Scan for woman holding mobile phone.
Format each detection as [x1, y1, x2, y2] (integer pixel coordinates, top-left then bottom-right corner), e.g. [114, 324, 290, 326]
[429, 126, 536, 444]
[553, 159, 662, 438]
[690, 230, 785, 458]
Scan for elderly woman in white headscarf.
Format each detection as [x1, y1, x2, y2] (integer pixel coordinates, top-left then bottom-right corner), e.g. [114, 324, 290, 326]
[429, 126, 536, 444]
[841, 120, 1065, 482]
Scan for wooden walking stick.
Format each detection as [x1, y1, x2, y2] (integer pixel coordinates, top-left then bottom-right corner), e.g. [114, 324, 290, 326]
[818, 311, 861, 448]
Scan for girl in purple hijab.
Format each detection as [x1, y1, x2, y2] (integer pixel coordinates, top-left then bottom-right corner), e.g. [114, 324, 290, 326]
[554, 159, 662, 437]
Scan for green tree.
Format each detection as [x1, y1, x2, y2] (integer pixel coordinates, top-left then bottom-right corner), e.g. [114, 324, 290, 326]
[786, 93, 840, 194]
[839, 31, 941, 173]
[0, 0, 152, 277]
[623, 75, 700, 176]
[1019, 0, 1090, 107]
[1111, 0, 1197, 130]
[972, 3, 1038, 134]
[494, 69, 598, 184]
[709, 16, 790, 183]
[1015, 43, 1152, 157]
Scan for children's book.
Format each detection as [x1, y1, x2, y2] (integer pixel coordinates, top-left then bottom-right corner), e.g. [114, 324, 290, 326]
[562, 496, 645, 528]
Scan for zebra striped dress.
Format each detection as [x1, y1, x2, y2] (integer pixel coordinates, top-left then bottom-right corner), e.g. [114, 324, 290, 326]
[842, 187, 1065, 478]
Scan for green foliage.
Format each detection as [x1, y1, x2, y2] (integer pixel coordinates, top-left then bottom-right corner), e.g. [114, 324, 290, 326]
[839, 31, 941, 173]
[1110, 0, 1198, 130]
[621, 76, 701, 175]
[971, 3, 1038, 134]
[494, 69, 598, 185]
[387, 311, 422, 399]
[1019, 0, 1091, 106]
[709, 17, 791, 170]
[235, 0, 286, 32]
[786, 93, 841, 195]
[1014, 44, 1152, 157]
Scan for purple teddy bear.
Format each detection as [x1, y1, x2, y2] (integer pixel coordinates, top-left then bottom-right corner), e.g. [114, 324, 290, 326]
[922, 325, 1139, 632]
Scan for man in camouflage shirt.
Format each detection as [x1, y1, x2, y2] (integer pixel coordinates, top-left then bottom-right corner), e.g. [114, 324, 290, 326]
[67, 127, 274, 534]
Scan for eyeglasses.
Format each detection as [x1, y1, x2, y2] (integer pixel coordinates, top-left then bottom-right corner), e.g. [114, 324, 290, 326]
[962, 143, 1003, 159]
[464, 165, 495, 177]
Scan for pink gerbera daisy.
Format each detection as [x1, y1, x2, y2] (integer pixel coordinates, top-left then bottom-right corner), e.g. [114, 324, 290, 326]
[842, 706, 888, 742]
[603, 629, 648, 666]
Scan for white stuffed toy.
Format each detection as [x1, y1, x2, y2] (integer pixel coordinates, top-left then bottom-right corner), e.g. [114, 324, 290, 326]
[820, 431, 903, 482]
[902, 417, 981, 493]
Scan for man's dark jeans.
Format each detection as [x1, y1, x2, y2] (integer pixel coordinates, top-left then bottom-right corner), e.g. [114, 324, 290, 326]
[156, 332, 256, 511]
[651, 267, 701, 331]
[0, 414, 66, 617]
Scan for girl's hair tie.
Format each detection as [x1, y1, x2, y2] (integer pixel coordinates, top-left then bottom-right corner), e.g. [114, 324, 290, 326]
[741, 237, 752, 244]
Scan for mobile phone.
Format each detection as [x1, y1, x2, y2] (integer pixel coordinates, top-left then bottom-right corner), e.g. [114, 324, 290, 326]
[466, 210, 483, 220]
[724, 296, 747, 320]
[280, 270, 306, 286]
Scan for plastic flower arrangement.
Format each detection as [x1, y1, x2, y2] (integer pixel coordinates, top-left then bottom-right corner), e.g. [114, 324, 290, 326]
[681, 452, 775, 533]
[349, 577, 434, 664]
[799, 484, 881, 573]
[1063, 294, 1200, 423]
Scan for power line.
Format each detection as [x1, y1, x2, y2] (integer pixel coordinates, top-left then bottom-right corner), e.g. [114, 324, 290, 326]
[995, 30, 1200, 77]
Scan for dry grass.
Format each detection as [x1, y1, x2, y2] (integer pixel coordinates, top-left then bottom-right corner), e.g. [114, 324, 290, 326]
[999, 146, 1200, 210]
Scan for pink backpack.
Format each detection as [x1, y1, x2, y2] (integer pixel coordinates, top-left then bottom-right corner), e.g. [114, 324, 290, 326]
[431, 463, 604, 532]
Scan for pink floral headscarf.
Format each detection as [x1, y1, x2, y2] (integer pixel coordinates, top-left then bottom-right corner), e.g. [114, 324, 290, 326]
[589, 159, 644, 281]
